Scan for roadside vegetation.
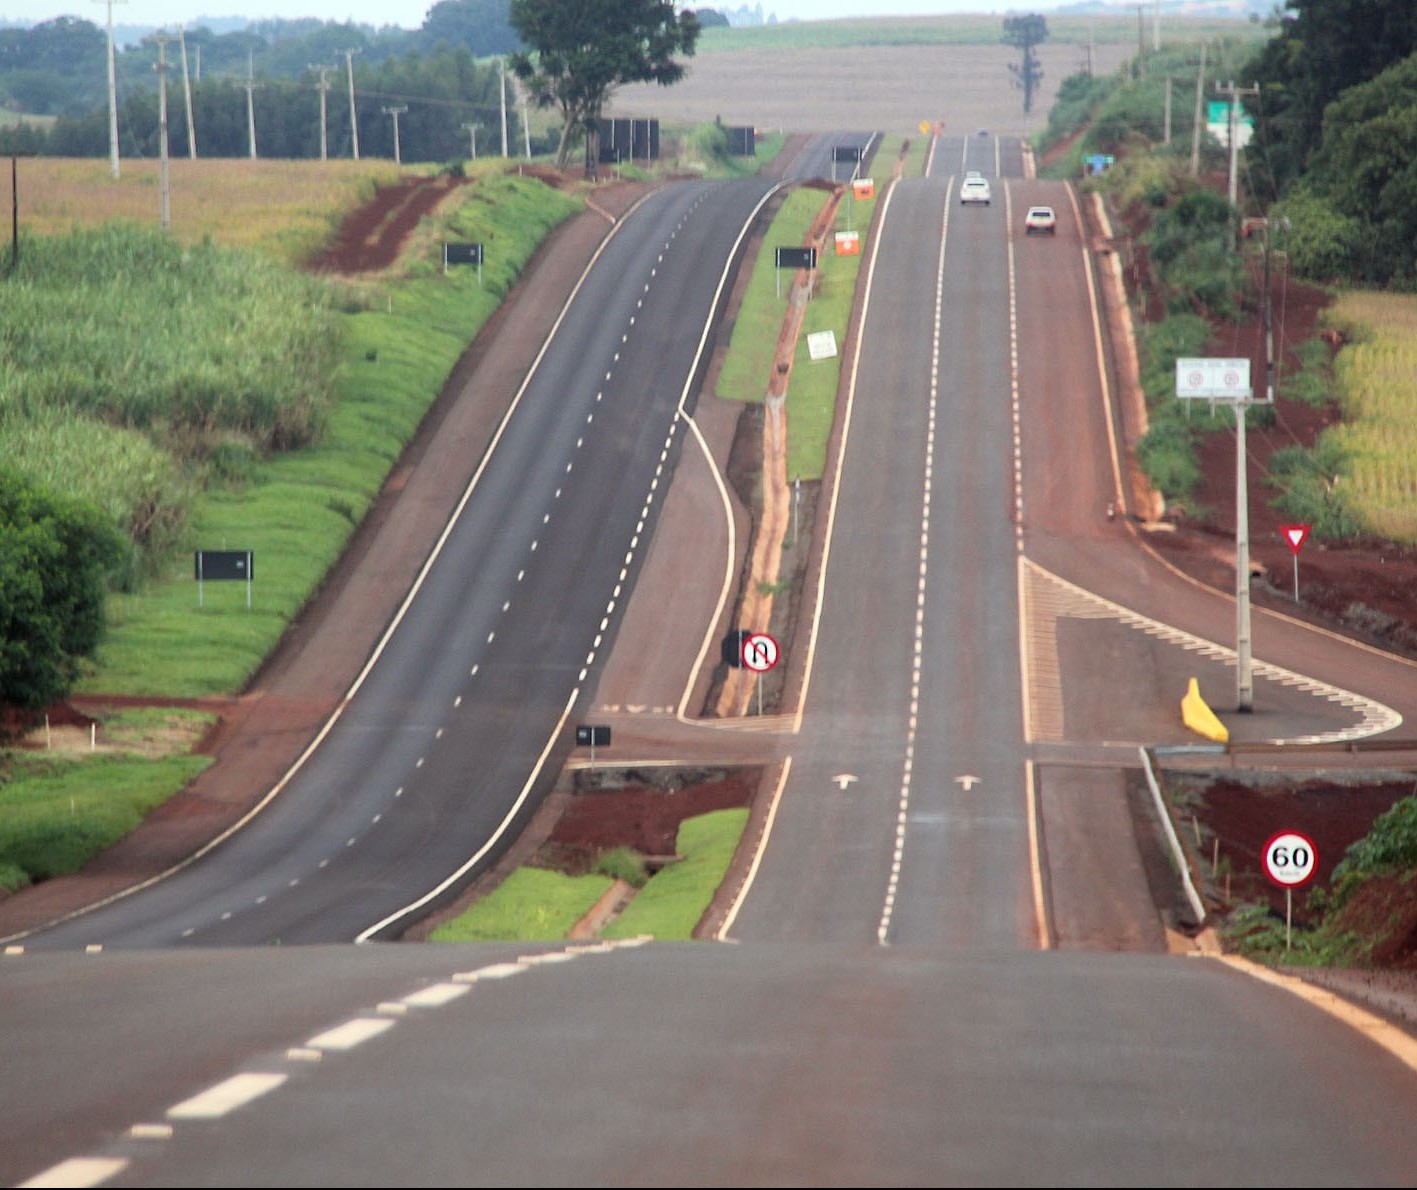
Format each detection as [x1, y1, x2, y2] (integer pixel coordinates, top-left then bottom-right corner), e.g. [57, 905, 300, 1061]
[4, 4, 1415, 952]
[1032, 1, 1417, 969]
[1036, 14, 1417, 548]
[0, 111, 877, 938]
[1220, 794, 1417, 968]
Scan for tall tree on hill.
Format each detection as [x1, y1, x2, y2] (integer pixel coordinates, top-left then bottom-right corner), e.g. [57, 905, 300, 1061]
[1002, 13, 1047, 116]
[508, 0, 699, 173]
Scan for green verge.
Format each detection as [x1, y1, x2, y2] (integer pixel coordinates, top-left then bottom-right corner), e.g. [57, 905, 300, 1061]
[714, 140, 889, 481]
[0, 750, 212, 890]
[429, 868, 615, 943]
[85, 172, 582, 696]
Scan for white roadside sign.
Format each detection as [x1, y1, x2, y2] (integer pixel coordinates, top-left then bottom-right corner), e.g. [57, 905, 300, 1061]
[1175, 357, 1252, 400]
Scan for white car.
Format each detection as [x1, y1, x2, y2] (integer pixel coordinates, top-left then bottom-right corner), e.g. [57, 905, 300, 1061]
[959, 176, 991, 205]
[1024, 205, 1057, 234]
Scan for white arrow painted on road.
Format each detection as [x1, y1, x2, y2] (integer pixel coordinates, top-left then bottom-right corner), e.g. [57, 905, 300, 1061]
[955, 774, 981, 791]
[833, 774, 858, 790]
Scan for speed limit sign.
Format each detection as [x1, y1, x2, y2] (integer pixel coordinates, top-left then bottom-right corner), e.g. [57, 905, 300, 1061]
[1262, 831, 1318, 888]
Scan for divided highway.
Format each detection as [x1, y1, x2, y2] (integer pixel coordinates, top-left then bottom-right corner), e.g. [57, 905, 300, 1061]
[4, 134, 1417, 1187]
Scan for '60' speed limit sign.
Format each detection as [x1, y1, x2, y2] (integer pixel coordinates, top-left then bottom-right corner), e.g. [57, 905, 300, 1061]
[1262, 831, 1318, 888]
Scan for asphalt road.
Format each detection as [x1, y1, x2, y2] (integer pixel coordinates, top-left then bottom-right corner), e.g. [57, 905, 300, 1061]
[5, 133, 1417, 1187]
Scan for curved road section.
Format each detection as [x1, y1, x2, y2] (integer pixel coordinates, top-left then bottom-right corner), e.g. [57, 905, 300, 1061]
[21, 176, 785, 949]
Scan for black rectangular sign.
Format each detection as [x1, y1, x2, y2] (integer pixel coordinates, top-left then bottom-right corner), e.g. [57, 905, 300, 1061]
[194, 550, 253, 581]
[599, 117, 660, 163]
[832, 144, 863, 163]
[575, 724, 611, 747]
[443, 242, 483, 266]
[774, 246, 818, 270]
[726, 126, 756, 156]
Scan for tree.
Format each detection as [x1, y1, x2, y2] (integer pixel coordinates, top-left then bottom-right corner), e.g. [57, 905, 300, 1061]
[1002, 13, 1047, 116]
[0, 469, 126, 713]
[418, 0, 522, 58]
[508, 0, 699, 172]
[1243, 0, 1417, 198]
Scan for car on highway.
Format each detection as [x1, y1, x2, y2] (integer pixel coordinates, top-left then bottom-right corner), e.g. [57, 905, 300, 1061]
[959, 176, 992, 205]
[1024, 205, 1057, 234]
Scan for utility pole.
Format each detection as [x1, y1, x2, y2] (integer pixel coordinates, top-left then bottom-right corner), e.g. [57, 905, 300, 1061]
[1215, 80, 1258, 223]
[96, 0, 125, 178]
[461, 121, 477, 160]
[499, 57, 509, 158]
[153, 33, 171, 229]
[342, 48, 361, 160]
[244, 51, 260, 159]
[312, 64, 334, 160]
[383, 105, 407, 166]
[1190, 43, 1206, 177]
[178, 25, 196, 158]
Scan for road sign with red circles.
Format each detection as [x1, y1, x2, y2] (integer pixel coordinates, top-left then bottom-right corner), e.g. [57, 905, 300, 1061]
[1262, 831, 1318, 888]
[740, 632, 779, 673]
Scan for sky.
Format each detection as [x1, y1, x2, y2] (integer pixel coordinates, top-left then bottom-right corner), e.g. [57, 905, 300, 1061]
[0, 2, 1072, 33]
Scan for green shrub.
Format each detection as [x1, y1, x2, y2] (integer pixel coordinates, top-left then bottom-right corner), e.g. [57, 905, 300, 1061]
[593, 846, 649, 889]
[1273, 187, 1363, 283]
[1135, 408, 1201, 504]
[1266, 438, 1362, 538]
[1332, 796, 1417, 884]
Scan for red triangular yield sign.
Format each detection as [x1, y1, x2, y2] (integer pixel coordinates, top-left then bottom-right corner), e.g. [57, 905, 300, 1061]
[1281, 524, 1311, 554]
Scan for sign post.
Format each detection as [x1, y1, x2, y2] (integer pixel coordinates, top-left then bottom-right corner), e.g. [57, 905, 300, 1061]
[774, 245, 817, 299]
[1280, 523, 1310, 601]
[740, 631, 779, 717]
[194, 549, 254, 608]
[442, 241, 484, 283]
[575, 723, 611, 767]
[1262, 830, 1318, 950]
[1176, 358, 1257, 712]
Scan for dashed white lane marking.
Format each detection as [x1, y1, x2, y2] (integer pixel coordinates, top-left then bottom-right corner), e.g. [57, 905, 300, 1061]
[18, 1158, 130, 1188]
[167, 1071, 288, 1120]
[304, 1017, 396, 1052]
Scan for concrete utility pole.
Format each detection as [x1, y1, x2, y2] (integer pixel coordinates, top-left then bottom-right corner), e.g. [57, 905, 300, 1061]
[96, 0, 125, 178]
[153, 33, 171, 228]
[499, 57, 509, 157]
[461, 121, 477, 159]
[383, 105, 407, 165]
[244, 51, 260, 159]
[312, 64, 334, 160]
[1215, 79, 1259, 221]
[342, 48, 361, 160]
[1190, 43, 1206, 176]
[178, 25, 196, 157]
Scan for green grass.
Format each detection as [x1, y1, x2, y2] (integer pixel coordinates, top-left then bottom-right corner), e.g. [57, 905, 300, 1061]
[80, 173, 582, 697]
[0, 751, 212, 891]
[713, 161, 881, 482]
[428, 867, 615, 942]
[603, 809, 747, 941]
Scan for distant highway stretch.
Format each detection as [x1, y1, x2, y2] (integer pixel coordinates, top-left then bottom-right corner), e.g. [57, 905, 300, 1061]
[4, 132, 1417, 1187]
